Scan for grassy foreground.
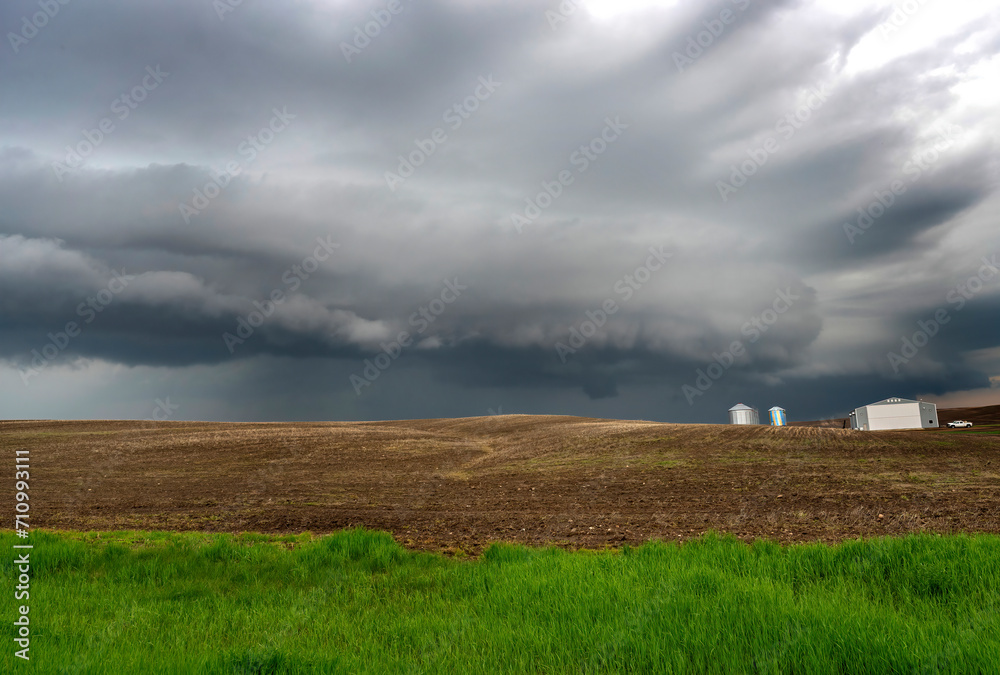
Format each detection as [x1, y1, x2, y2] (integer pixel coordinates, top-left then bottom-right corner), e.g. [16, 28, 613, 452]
[3, 530, 999, 673]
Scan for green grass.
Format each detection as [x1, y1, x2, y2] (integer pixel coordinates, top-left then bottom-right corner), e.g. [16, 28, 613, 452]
[3, 529, 999, 674]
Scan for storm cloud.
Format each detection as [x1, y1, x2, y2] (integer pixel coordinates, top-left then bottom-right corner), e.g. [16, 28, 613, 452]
[1, 0, 998, 422]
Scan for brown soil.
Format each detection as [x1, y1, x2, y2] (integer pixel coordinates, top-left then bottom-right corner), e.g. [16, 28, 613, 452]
[4, 411, 999, 553]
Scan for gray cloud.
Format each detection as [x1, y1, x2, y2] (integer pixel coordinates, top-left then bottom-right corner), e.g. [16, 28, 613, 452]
[1, 0, 998, 421]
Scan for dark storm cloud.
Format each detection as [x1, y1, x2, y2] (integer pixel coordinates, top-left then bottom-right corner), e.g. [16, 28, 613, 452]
[1, 0, 998, 420]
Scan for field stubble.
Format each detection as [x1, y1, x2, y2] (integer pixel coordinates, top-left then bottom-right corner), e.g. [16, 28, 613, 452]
[2, 414, 998, 553]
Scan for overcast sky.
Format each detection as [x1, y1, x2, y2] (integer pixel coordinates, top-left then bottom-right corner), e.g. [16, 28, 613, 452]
[1, 0, 998, 423]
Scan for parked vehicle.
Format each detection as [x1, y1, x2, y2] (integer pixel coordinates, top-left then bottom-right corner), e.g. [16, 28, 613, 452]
[946, 420, 973, 428]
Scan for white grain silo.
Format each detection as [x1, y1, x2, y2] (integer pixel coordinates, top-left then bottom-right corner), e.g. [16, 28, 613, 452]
[729, 403, 760, 425]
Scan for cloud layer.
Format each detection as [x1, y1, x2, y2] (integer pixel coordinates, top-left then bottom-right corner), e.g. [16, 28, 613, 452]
[1, 0, 998, 422]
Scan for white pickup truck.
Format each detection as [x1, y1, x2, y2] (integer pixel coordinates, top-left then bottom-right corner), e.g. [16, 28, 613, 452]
[946, 420, 973, 428]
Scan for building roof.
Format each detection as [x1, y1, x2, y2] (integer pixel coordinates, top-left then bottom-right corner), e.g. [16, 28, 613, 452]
[769, 406, 785, 412]
[729, 403, 755, 411]
[864, 397, 930, 407]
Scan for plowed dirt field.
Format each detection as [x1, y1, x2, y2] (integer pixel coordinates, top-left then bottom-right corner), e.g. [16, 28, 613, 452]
[4, 412, 999, 553]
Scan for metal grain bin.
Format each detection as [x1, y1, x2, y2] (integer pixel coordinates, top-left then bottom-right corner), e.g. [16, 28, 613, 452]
[729, 403, 760, 425]
[769, 406, 787, 426]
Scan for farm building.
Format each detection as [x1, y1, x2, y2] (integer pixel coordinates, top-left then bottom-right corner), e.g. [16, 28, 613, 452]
[729, 403, 760, 425]
[849, 397, 938, 431]
[769, 407, 787, 426]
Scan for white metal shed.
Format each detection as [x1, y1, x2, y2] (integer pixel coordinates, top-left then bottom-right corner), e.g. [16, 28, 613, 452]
[850, 397, 938, 431]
